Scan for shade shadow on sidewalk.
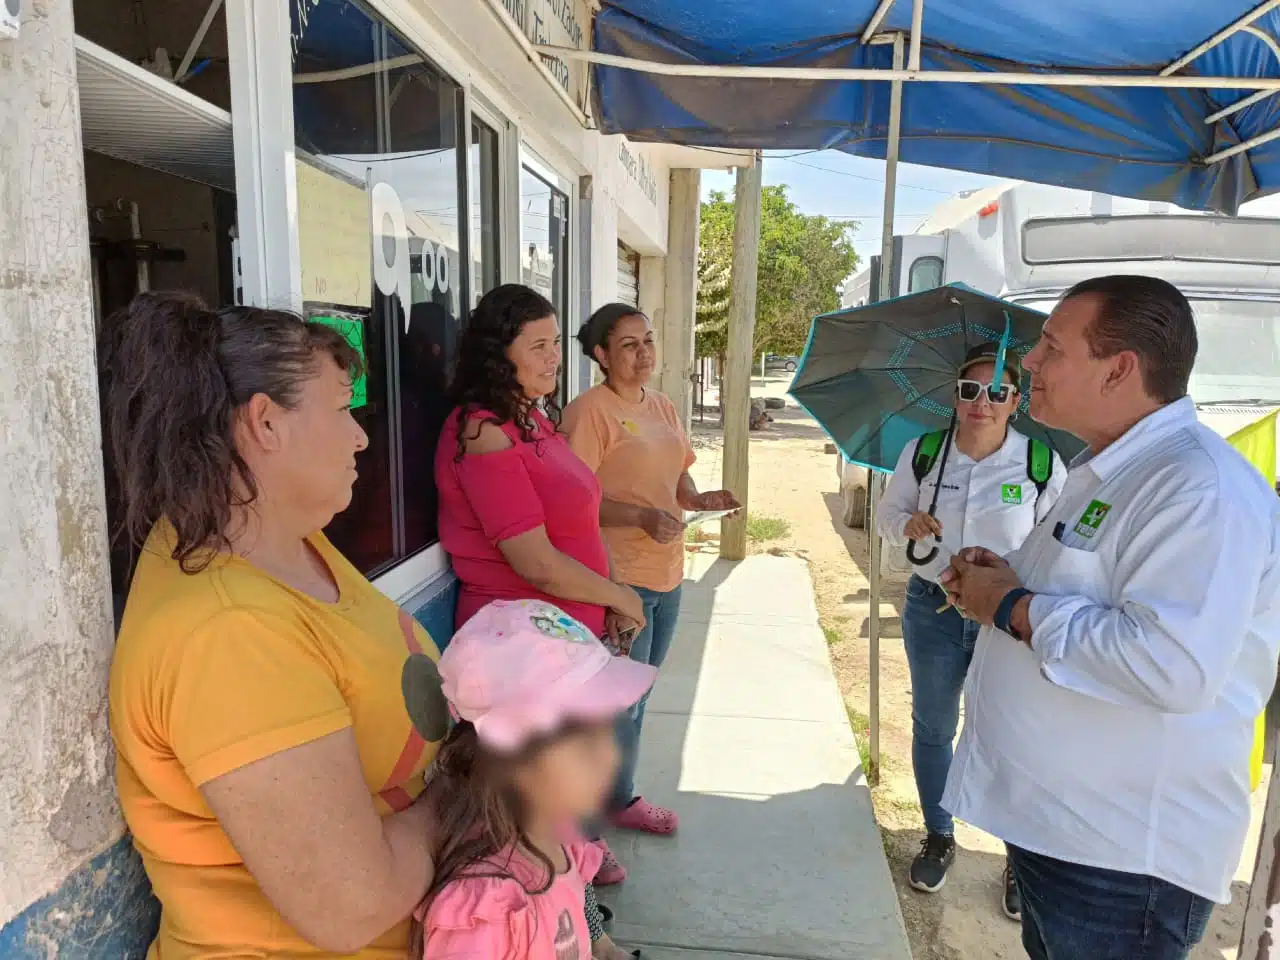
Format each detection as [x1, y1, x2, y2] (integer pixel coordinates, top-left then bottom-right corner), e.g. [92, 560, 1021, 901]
[599, 555, 912, 960]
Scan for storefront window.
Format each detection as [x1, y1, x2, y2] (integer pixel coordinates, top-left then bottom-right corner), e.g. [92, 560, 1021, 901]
[521, 166, 569, 402]
[291, 0, 467, 576]
[470, 119, 501, 307]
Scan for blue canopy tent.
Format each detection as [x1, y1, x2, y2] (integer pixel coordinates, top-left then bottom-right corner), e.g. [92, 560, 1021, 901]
[581, 0, 1280, 214]
[532, 3, 1280, 843]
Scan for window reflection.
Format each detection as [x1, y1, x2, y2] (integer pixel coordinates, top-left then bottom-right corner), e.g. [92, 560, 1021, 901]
[292, 0, 466, 574]
[470, 119, 501, 307]
[520, 166, 569, 402]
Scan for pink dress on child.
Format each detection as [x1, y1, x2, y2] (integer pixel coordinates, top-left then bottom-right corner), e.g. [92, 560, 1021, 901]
[418, 837, 604, 960]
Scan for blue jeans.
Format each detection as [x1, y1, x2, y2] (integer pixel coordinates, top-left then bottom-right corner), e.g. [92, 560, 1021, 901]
[609, 583, 682, 810]
[1008, 846, 1214, 960]
[901, 574, 979, 836]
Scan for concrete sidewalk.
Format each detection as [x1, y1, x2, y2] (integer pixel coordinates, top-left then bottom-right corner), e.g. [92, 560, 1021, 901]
[600, 553, 912, 960]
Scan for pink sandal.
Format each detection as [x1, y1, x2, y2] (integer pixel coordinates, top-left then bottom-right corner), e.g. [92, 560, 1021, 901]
[609, 797, 680, 835]
[592, 838, 627, 886]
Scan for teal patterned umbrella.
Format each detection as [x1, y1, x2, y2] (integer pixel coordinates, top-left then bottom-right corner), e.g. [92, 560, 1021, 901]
[789, 283, 1085, 473]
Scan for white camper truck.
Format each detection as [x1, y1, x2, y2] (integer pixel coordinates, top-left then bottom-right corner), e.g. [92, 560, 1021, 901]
[835, 183, 1280, 531]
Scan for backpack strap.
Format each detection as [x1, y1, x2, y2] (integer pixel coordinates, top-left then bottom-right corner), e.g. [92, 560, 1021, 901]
[912, 430, 947, 483]
[1026, 437, 1053, 497]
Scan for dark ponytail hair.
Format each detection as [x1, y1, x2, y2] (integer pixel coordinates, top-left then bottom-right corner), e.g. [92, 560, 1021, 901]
[98, 291, 362, 574]
[577, 302, 645, 372]
[447, 284, 559, 460]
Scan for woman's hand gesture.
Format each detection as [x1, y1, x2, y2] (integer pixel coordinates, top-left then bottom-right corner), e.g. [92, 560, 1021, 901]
[609, 583, 647, 632]
[685, 489, 741, 516]
[641, 508, 687, 545]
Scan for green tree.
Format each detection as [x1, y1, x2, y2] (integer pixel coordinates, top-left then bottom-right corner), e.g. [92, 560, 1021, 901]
[696, 184, 858, 359]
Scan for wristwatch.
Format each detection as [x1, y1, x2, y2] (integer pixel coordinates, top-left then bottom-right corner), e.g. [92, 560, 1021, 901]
[994, 587, 1034, 643]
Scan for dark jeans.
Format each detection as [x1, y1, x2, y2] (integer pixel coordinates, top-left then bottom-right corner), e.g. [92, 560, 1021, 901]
[1008, 846, 1214, 960]
[610, 583, 682, 810]
[901, 575, 979, 836]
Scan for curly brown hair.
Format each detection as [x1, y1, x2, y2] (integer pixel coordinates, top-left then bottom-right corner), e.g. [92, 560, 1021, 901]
[447, 283, 560, 460]
[98, 291, 363, 574]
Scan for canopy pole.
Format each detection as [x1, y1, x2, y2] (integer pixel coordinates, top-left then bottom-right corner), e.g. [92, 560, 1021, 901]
[1161, 0, 1280, 76]
[1240, 756, 1280, 956]
[1206, 124, 1280, 164]
[720, 152, 764, 562]
[860, 0, 896, 43]
[176, 0, 225, 82]
[1205, 24, 1280, 124]
[908, 0, 925, 72]
[540, 45, 1280, 91]
[867, 31, 905, 788]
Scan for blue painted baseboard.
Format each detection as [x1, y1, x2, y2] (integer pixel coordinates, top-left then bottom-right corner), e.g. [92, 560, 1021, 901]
[406, 570, 458, 651]
[0, 836, 159, 959]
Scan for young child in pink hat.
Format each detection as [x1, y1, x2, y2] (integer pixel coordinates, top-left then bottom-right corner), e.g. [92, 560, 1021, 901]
[408, 599, 655, 960]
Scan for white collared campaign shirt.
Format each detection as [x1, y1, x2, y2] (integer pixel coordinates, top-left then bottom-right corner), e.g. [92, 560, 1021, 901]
[943, 398, 1280, 903]
[878, 427, 1067, 583]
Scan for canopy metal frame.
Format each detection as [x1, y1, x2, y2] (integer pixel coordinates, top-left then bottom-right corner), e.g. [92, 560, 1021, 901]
[543, 0, 1280, 162]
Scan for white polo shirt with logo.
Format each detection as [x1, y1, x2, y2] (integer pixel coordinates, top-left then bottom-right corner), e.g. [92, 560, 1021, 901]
[942, 397, 1280, 903]
[878, 427, 1067, 583]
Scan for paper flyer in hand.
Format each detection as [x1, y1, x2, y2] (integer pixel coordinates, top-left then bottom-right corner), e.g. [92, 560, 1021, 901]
[683, 509, 736, 526]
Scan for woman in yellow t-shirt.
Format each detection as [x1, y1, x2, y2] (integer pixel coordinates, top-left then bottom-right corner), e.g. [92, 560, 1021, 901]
[563, 304, 739, 848]
[101, 292, 445, 958]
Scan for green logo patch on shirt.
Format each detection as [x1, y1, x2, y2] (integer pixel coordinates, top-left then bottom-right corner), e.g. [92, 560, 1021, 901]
[1074, 499, 1113, 539]
[1001, 483, 1023, 505]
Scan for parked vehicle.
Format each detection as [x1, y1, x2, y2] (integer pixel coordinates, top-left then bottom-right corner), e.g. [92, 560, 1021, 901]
[836, 182, 1280, 532]
[765, 353, 799, 372]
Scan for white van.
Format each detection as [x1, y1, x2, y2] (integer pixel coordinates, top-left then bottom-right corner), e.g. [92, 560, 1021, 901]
[836, 183, 1280, 531]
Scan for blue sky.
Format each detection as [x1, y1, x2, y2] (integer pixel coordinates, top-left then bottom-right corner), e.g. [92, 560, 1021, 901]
[700, 150, 1004, 268]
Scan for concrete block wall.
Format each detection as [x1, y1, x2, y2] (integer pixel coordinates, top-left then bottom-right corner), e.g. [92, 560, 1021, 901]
[0, 0, 132, 952]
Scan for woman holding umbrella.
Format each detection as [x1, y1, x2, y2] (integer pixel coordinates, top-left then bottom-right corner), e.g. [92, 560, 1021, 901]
[877, 342, 1066, 919]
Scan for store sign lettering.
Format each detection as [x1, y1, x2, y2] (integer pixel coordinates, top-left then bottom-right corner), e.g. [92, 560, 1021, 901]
[533, 0, 585, 93]
[371, 182, 450, 331]
[493, 0, 589, 105]
[618, 141, 659, 206]
[290, 0, 321, 59]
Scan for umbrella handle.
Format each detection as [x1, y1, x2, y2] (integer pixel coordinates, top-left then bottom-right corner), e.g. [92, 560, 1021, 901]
[907, 538, 940, 566]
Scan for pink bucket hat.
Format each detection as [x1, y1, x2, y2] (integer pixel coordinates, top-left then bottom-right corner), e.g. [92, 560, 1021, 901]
[437, 599, 658, 753]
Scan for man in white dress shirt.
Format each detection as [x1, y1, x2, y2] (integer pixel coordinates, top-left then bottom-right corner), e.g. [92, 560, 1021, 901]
[940, 275, 1280, 960]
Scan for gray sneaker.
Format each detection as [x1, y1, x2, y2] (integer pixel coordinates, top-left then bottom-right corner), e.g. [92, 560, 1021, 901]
[1002, 861, 1022, 921]
[910, 833, 956, 893]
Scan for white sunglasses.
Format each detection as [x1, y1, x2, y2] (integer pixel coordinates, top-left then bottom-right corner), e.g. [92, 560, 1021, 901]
[957, 378, 1016, 405]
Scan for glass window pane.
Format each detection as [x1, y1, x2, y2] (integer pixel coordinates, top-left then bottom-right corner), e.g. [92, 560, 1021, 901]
[292, 0, 465, 573]
[908, 256, 944, 293]
[470, 119, 501, 306]
[520, 167, 569, 403]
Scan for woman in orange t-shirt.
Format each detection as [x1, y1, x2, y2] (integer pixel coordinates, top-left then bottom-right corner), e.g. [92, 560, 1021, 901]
[102, 292, 444, 958]
[563, 304, 739, 846]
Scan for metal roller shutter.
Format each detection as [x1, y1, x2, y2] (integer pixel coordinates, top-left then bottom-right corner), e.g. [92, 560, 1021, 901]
[617, 242, 640, 307]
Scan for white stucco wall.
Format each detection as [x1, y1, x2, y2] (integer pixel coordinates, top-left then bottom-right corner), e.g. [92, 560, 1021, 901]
[0, 0, 122, 925]
[608, 136, 669, 256]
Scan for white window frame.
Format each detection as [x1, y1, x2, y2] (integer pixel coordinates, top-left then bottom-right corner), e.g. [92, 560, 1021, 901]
[225, 0, 303, 310]
[466, 92, 521, 296]
[520, 145, 582, 399]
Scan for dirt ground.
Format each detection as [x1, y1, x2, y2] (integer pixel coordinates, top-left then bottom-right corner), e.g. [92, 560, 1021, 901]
[685, 378, 1257, 960]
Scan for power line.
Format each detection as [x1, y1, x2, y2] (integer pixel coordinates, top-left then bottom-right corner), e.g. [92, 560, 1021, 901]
[826, 212, 932, 221]
[776, 156, 956, 195]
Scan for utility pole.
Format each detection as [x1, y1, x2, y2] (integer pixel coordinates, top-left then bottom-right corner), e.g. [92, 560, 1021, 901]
[720, 152, 763, 561]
